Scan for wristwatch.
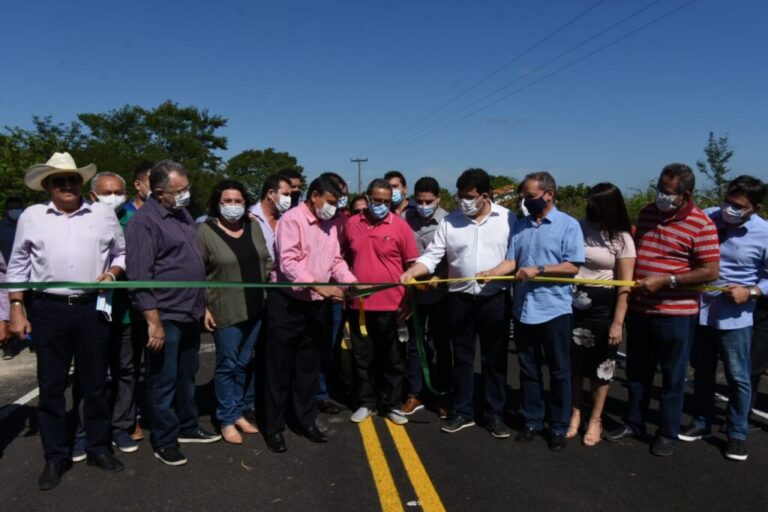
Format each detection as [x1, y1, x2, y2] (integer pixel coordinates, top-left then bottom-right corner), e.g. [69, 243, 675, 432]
[537, 265, 546, 275]
[669, 275, 678, 289]
[750, 287, 760, 299]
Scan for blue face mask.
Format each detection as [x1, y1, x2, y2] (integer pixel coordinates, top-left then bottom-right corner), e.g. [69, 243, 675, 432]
[391, 189, 403, 206]
[416, 202, 437, 218]
[369, 201, 390, 220]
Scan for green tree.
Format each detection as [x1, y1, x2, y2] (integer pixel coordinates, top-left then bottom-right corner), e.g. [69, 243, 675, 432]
[489, 174, 517, 190]
[696, 131, 734, 199]
[224, 148, 304, 197]
[555, 183, 590, 219]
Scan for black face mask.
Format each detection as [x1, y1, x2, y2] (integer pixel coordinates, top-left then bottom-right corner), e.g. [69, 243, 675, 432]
[523, 195, 547, 216]
[290, 191, 301, 208]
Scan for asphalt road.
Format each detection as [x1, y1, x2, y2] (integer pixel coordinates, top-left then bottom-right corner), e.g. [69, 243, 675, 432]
[1, 336, 767, 512]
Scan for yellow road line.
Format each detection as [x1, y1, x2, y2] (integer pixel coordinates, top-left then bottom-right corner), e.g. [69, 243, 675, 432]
[385, 422, 446, 512]
[358, 419, 404, 511]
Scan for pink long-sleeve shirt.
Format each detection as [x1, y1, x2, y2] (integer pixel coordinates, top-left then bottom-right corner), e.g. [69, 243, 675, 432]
[270, 202, 356, 302]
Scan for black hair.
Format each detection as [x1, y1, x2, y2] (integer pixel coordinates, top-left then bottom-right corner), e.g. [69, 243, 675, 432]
[414, 177, 440, 196]
[307, 175, 342, 199]
[206, 180, 255, 219]
[456, 168, 491, 196]
[133, 161, 153, 182]
[366, 178, 392, 196]
[659, 163, 695, 194]
[260, 173, 290, 200]
[150, 160, 187, 191]
[384, 170, 407, 187]
[585, 183, 633, 244]
[726, 175, 767, 208]
[278, 168, 302, 182]
[320, 172, 348, 193]
[523, 171, 557, 197]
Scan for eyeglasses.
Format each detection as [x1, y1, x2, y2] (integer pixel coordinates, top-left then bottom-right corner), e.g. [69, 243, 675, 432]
[50, 175, 83, 188]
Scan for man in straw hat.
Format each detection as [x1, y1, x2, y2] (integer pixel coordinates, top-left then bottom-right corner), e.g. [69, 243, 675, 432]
[6, 151, 127, 490]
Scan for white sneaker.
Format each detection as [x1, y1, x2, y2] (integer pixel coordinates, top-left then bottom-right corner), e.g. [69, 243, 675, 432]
[350, 407, 376, 423]
[386, 410, 408, 426]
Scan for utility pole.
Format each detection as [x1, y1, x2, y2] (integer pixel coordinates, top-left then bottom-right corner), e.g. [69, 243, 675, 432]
[350, 158, 368, 195]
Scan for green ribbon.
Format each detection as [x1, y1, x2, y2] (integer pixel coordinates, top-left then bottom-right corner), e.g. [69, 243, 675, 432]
[407, 287, 447, 396]
[0, 280, 400, 292]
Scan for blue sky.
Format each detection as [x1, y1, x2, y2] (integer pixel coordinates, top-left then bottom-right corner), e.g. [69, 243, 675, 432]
[1, 0, 766, 193]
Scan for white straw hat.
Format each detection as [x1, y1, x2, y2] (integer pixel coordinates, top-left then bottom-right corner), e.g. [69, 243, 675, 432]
[24, 152, 97, 191]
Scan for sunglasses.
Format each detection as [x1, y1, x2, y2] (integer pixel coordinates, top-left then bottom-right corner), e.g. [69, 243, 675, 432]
[50, 175, 83, 188]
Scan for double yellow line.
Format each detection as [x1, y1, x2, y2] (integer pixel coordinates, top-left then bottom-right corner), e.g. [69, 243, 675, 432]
[358, 418, 445, 512]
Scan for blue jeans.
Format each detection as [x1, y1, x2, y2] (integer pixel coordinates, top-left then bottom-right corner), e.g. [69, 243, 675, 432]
[691, 325, 752, 440]
[214, 318, 261, 426]
[625, 314, 696, 440]
[146, 320, 200, 450]
[317, 302, 343, 401]
[515, 314, 573, 435]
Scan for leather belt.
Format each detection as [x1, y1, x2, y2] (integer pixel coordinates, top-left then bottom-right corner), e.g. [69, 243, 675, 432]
[32, 292, 98, 305]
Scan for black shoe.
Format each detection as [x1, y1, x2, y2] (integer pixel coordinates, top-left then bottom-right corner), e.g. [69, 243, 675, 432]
[178, 428, 222, 444]
[604, 424, 639, 442]
[678, 423, 710, 442]
[547, 433, 567, 452]
[317, 400, 341, 415]
[265, 433, 287, 453]
[514, 427, 539, 443]
[485, 416, 511, 439]
[86, 452, 125, 472]
[650, 435, 675, 457]
[38, 460, 71, 491]
[725, 438, 748, 461]
[154, 446, 188, 466]
[301, 425, 329, 443]
[440, 415, 476, 433]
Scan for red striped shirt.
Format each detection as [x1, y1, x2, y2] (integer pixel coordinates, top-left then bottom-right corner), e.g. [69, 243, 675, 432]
[631, 202, 719, 316]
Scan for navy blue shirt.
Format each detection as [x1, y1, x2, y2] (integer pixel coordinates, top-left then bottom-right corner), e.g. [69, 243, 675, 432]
[508, 207, 585, 324]
[125, 198, 205, 322]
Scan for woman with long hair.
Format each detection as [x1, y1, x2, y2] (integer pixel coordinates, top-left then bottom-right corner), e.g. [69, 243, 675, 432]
[568, 183, 636, 446]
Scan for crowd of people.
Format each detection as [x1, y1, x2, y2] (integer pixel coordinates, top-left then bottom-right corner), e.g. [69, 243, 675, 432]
[0, 152, 766, 492]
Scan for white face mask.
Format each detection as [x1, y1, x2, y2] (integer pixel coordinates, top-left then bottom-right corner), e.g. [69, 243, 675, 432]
[316, 201, 337, 221]
[220, 204, 245, 221]
[655, 191, 679, 213]
[338, 195, 349, 209]
[96, 193, 126, 212]
[720, 203, 749, 225]
[273, 193, 291, 213]
[459, 196, 482, 217]
[174, 190, 191, 210]
[7, 208, 23, 221]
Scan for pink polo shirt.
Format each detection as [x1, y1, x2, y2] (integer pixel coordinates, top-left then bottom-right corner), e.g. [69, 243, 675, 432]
[346, 211, 419, 312]
[271, 202, 357, 302]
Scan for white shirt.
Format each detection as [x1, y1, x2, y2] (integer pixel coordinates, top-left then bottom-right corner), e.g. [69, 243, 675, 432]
[6, 201, 126, 296]
[417, 202, 516, 296]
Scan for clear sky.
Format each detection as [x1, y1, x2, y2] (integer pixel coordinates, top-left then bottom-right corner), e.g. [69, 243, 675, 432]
[1, 0, 766, 193]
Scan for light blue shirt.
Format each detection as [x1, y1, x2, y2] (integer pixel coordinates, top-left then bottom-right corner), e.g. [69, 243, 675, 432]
[699, 207, 768, 330]
[508, 206, 585, 324]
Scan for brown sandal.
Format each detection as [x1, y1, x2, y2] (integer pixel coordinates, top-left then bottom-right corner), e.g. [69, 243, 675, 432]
[567, 410, 581, 439]
[583, 418, 602, 447]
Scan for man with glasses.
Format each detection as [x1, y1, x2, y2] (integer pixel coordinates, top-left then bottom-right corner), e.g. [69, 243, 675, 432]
[605, 163, 720, 457]
[346, 178, 419, 425]
[126, 160, 221, 467]
[6, 152, 126, 490]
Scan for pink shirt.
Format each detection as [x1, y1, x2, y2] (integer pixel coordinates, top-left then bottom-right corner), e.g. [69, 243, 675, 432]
[346, 212, 419, 312]
[271, 202, 356, 302]
[6, 201, 126, 296]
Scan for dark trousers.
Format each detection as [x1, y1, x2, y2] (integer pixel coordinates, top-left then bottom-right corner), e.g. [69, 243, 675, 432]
[145, 320, 200, 450]
[405, 299, 452, 397]
[30, 297, 110, 462]
[751, 300, 768, 409]
[515, 314, 573, 435]
[349, 310, 403, 412]
[263, 290, 327, 436]
[447, 292, 510, 420]
[624, 313, 696, 440]
[109, 322, 136, 432]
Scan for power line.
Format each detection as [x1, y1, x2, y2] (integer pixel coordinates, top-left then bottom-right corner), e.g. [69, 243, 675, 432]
[370, 0, 666, 157]
[379, 0, 700, 154]
[362, 0, 608, 155]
